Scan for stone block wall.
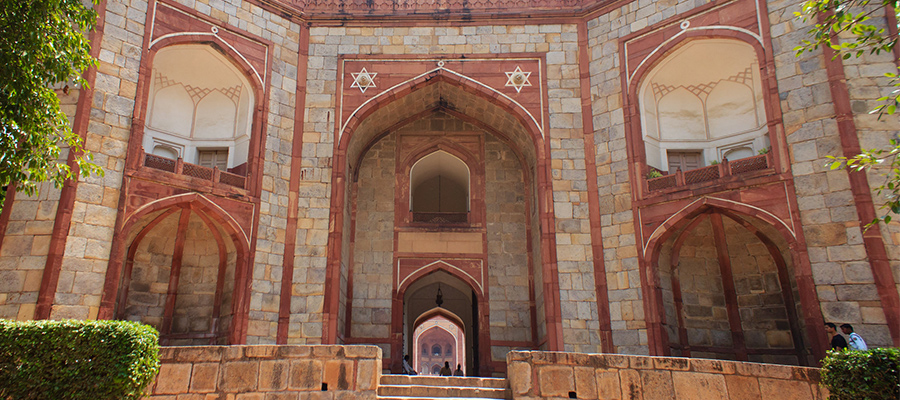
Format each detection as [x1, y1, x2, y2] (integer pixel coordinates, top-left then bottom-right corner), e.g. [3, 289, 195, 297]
[350, 133, 396, 341]
[506, 351, 827, 400]
[145, 345, 381, 400]
[485, 135, 532, 356]
[767, 0, 896, 347]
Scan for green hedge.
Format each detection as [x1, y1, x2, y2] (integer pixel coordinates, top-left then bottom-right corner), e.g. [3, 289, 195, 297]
[821, 347, 900, 400]
[0, 319, 160, 400]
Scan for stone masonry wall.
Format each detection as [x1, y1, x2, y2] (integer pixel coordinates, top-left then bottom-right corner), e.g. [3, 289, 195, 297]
[767, 0, 895, 346]
[349, 133, 396, 341]
[586, 0, 672, 355]
[507, 351, 827, 400]
[144, 345, 381, 399]
[485, 135, 532, 358]
[0, 89, 77, 321]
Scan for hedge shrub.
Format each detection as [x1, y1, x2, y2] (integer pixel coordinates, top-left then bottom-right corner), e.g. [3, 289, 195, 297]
[0, 319, 160, 400]
[821, 347, 900, 400]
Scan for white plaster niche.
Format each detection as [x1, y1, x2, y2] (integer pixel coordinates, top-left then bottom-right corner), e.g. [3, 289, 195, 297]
[640, 39, 770, 173]
[143, 44, 254, 173]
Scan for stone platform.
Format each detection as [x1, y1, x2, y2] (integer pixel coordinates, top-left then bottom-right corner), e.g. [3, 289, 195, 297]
[144, 346, 827, 399]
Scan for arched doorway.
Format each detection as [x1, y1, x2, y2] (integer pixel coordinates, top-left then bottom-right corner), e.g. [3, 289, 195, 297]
[405, 271, 475, 374]
[653, 208, 811, 365]
[412, 312, 465, 375]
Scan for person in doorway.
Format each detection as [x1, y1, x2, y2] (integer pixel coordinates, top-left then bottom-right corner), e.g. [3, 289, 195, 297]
[402, 355, 417, 375]
[439, 361, 452, 376]
[840, 324, 868, 350]
[825, 322, 848, 351]
[453, 364, 464, 376]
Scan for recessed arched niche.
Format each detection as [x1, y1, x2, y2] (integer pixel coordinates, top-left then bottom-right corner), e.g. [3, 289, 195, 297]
[143, 44, 254, 173]
[640, 39, 770, 173]
[409, 150, 470, 222]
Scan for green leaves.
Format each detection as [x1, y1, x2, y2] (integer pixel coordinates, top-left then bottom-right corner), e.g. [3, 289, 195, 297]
[0, 319, 160, 400]
[821, 348, 900, 399]
[0, 0, 103, 207]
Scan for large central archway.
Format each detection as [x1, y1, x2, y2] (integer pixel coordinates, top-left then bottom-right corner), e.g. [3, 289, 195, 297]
[323, 69, 563, 376]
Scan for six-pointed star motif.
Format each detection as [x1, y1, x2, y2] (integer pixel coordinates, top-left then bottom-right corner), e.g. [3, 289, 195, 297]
[505, 66, 532, 93]
[351, 68, 378, 93]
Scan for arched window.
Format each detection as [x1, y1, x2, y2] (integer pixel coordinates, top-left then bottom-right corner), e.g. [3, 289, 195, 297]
[639, 39, 769, 172]
[143, 45, 254, 173]
[445, 344, 452, 356]
[422, 344, 428, 355]
[409, 151, 469, 223]
[432, 344, 442, 356]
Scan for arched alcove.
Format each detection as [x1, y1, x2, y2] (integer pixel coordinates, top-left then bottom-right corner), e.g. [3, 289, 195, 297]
[654, 209, 810, 365]
[410, 150, 470, 215]
[143, 44, 254, 172]
[639, 39, 769, 172]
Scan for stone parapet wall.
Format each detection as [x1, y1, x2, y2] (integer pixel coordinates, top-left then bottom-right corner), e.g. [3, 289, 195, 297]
[145, 345, 381, 399]
[506, 351, 827, 400]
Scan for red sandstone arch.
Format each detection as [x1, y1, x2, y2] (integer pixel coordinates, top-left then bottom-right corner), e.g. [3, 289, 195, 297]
[100, 193, 253, 344]
[322, 65, 564, 365]
[641, 197, 826, 361]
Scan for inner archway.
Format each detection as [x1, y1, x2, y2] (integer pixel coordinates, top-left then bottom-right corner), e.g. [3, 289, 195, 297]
[403, 270, 478, 376]
[413, 312, 466, 375]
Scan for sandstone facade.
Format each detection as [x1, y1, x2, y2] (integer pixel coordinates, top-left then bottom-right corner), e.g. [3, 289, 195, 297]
[0, 0, 898, 377]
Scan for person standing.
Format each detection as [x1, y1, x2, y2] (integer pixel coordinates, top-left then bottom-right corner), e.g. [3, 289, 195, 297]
[453, 364, 464, 376]
[825, 322, 848, 351]
[439, 361, 452, 376]
[840, 324, 868, 350]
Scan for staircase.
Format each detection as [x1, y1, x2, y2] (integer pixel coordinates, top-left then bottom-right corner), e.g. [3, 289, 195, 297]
[377, 375, 511, 400]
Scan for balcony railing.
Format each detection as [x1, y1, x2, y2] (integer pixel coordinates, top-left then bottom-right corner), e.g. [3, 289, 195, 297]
[646, 153, 771, 193]
[412, 211, 468, 224]
[143, 153, 246, 190]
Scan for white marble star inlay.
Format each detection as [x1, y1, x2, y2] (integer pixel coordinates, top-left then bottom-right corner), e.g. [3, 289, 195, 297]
[504, 66, 532, 93]
[350, 68, 378, 93]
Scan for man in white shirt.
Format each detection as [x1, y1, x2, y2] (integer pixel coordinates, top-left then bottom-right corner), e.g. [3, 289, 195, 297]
[840, 324, 868, 350]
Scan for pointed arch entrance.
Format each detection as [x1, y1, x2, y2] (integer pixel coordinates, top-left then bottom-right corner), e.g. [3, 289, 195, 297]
[644, 199, 825, 365]
[408, 279, 470, 375]
[325, 66, 562, 376]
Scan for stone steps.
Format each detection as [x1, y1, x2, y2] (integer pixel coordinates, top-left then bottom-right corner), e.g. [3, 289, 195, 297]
[377, 375, 510, 400]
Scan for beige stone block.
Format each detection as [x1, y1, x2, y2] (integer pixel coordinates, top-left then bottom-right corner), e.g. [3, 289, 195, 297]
[724, 375, 761, 400]
[538, 366, 574, 397]
[619, 369, 642, 400]
[640, 370, 674, 399]
[154, 363, 192, 394]
[220, 361, 259, 392]
[323, 360, 353, 390]
[758, 378, 811, 399]
[16, 304, 35, 321]
[356, 359, 378, 391]
[672, 372, 727, 400]
[290, 359, 323, 390]
[508, 361, 532, 395]
[596, 368, 620, 400]
[260, 360, 289, 391]
[190, 363, 218, 393]
[574, 366, 597, 399]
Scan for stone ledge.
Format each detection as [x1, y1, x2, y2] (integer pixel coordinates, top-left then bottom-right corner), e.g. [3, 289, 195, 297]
[506, 351, 827, 400]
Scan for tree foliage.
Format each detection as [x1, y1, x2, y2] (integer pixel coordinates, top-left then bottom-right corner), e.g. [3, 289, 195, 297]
[796, 0, 900, 226]
[0, 0, 103, 207]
